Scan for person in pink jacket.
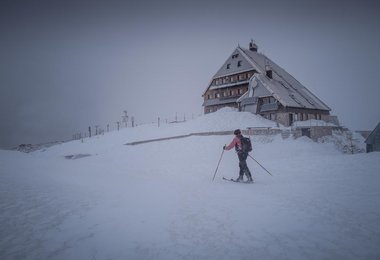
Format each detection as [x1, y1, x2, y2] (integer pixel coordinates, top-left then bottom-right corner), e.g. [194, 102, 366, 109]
[223, 129, 253, 182]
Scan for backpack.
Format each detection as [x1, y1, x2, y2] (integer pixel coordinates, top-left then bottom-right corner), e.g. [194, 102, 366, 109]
[240, 136, 252, 153]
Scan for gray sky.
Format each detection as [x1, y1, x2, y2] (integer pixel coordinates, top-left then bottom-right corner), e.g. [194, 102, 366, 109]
[1, 0, 380, 149]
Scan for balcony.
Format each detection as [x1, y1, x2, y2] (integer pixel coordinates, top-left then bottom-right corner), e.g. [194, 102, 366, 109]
[209, 80, 250, 90]
[260, 102, 279, 112]
[202, 97, 239, 107]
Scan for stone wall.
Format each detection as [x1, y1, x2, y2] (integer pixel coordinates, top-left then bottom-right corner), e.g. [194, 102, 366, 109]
[293, 126, 336, 141]
[125, 126, 340, 146]
[310, 126, 333, 141]
[243, 128, 282, 136]
[276, 112, 290, 127]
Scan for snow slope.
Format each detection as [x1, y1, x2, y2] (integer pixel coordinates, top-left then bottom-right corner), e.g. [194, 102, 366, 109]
[1, 111, 380, 260]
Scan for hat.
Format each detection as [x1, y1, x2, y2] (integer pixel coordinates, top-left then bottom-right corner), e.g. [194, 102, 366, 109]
[234, 129, 241, 135]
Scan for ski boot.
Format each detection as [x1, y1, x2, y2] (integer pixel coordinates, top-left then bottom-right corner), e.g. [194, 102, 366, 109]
[235, 175, 244, 182]
[246, 176, 254, 183]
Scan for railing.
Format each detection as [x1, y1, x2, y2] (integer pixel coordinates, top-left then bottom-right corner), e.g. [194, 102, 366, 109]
[259, 102, 278, 112]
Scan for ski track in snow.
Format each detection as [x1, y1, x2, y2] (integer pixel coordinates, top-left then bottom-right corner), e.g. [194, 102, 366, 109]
[1, 111, 380, 259]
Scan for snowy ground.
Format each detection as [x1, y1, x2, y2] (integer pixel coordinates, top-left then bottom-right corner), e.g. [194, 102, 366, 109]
[1, 110, 380, 259]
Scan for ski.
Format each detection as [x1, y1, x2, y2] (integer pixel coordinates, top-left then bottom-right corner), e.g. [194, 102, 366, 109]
[222, 177, 254, 184]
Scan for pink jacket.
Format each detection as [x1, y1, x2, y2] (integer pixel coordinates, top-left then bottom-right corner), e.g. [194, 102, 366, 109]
[225, 136, 242, 151]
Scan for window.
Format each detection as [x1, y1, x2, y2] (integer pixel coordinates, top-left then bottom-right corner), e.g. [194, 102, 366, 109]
[229, 90, 233, 96]
[227, 64, 231, 69]
[231, 76, 236, 82]
[238, 74, 246, 81]
[232, 54, 239, 59]
[237, 60, 242, 67]
[207, 94, 211, 99]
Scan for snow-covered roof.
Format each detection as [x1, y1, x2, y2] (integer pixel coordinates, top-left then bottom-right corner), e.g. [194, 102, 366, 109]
[248, 74, 330, 110]
[239, 47, 330, 111]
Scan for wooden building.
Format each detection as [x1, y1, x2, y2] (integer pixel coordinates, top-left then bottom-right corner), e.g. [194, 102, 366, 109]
[365, 122, 380, 152]
[202, 41, 332, 127]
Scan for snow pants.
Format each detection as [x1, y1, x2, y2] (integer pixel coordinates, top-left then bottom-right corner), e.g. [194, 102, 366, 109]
[238, 152, 252, 178]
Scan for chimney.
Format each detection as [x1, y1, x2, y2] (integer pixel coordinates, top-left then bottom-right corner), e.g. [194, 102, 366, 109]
[265, 65, 273, 79]
[249, 40, 258, 52]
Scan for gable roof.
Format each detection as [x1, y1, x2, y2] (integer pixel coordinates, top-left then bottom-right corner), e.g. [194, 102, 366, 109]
[204, 45, 331, 111]
[202, 47, 259, 96]
[212, 48, 260, 78]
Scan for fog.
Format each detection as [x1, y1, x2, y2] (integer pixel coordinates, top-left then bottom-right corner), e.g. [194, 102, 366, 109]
[1, 0, 379, 149]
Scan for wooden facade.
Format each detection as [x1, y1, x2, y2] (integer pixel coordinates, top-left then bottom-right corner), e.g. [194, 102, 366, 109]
[203, 70, 254, 113]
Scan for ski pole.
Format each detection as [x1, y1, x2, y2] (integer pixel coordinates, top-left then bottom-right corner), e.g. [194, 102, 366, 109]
[212, 149, 225, 181]
[248, 154, 273, 176]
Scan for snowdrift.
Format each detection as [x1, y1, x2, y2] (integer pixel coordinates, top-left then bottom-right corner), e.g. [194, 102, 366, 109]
[1, 110, 380, 259]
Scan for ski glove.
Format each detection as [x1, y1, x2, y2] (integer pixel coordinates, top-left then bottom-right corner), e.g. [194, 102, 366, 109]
[223, 145, 226, 150]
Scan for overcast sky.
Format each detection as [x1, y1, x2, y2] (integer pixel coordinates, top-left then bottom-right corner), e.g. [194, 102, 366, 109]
[1, 0, 379, 149]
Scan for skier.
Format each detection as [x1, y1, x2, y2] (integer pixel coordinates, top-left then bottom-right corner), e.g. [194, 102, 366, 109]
[223, 129, 253, 182]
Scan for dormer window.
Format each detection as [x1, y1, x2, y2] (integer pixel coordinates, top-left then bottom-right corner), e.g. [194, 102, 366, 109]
[232, 54, 239, 59]
[237, 60, 242, 67]
[226, 64, 231, 69]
